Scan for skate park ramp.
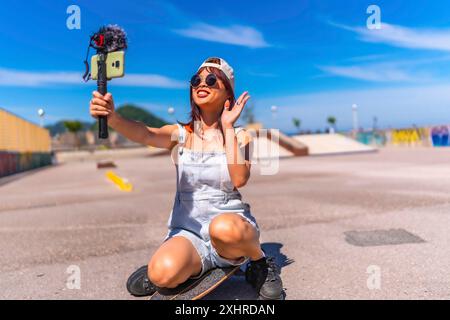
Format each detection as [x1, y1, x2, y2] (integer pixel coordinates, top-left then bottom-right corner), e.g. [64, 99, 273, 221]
[251, 129, 309, 160]
[252, 135, 293, 159]
[293, 133, 376, 156]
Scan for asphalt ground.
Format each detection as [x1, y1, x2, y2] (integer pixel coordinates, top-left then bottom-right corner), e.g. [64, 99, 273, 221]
[1, 146, 450, 299]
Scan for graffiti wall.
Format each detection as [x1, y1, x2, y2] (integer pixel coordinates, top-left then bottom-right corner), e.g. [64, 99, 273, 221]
[355, 131, 387, 147]
[0, 152, 52, 178]
[430, 126, 450, 147]
[390, 127, 430, 146]
[354, 125, 449, 148]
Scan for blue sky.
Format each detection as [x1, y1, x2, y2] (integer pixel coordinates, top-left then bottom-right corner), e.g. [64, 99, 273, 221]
[1, 0, 450, 132]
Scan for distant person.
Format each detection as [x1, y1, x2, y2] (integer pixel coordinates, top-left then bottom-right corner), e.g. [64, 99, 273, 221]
[89, 57, 283, 300]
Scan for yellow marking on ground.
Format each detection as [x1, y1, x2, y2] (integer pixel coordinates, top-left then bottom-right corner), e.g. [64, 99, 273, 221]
[105, 171, 133, 192]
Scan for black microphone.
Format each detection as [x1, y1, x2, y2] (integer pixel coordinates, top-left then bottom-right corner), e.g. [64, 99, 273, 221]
[93, 25, 127, 53]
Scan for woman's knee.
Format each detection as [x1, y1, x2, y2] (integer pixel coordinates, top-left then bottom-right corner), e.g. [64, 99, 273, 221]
[209, 213, 252, 245]
[148, 254, 180, 288]
[147, 236, 202, 288]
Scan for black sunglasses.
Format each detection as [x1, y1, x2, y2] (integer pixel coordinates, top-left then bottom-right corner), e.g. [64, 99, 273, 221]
[190, 73, 217, 88]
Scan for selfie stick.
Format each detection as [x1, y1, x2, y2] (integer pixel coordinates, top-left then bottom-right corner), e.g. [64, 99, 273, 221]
[84, 25, 127, 139]
[97, 51, 108, 138]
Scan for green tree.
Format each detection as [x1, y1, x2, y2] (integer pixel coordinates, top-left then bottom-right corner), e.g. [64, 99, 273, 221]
[63, 120, 82, 133]
[63, 120, 83, 149]
[45, 120, 91, 136]
[327, 116, 337, 133]
[292, 117, 301, 134]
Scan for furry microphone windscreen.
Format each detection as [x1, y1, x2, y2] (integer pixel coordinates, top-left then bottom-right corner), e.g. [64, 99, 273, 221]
[100, 24, 128, 52]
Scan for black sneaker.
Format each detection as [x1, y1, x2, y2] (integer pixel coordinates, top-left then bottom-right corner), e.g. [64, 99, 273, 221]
[245, 256, 284, 300]
[126, 265, 157, 297]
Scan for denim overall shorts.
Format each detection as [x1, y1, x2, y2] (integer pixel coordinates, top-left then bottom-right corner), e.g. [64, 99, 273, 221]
[163, 123, 260, 278]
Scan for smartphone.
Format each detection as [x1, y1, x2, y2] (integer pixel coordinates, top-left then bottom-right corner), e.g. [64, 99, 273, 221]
[91, 51, 125, 80]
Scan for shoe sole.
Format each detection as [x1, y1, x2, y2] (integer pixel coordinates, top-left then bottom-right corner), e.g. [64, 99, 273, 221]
[258, 292, 285, 300]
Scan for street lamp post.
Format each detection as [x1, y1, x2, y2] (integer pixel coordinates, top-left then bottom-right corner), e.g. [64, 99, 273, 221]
[38, 108, 45, 127]
[271, 105, 278, 129]
[167, 107, 175, 123]
[352, 104, 359, 135]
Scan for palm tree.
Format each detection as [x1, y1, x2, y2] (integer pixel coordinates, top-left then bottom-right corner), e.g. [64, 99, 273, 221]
[292, 117, 301, 134]
[327, 116, 336, 134]
[63, 120, 83, 149]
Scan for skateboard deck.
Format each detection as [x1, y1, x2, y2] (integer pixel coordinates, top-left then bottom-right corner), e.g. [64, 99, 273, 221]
[149, 266, 240, 300]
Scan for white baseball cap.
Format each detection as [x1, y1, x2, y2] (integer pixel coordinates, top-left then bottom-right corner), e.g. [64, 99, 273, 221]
[198, 57, 235, 91]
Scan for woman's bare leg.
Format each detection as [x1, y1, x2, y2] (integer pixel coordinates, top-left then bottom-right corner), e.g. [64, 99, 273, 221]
[148, 236, 202, 288]
[209, 213, 264, 261]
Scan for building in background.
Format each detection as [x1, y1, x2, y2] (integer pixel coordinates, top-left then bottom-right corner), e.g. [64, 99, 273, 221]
[0, 108, 52, 178]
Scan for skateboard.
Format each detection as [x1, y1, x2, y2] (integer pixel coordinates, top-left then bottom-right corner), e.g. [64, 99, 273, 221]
[149, 266, 241, 300]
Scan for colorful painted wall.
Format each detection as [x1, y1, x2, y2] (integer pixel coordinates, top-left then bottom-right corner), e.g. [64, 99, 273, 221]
[430, 125, 449, 147]
[355, 131, 387, 147]
[0, 108, 52, 178]
[354, 125, 450, 147]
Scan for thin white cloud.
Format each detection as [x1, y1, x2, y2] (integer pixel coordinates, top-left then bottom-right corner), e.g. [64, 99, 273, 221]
[318, 62, 436, 83]
[333, 21, 450, 52]
[174, 23, 270, 48]
[0, 69, 80, 87]
[114, 74, 186, 88]
[0, 68, 186, 88]
[319, 64, 416, 82]
[345, 54, 390, 62]
[318, 55, 450, 83]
